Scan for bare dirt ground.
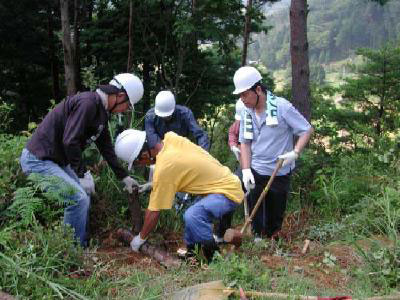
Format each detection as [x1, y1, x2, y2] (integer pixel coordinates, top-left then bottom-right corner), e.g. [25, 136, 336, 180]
[85, 208, 363, 296]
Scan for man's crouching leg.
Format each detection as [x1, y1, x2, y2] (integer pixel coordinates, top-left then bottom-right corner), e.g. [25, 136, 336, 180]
[183, 193, 236, 263]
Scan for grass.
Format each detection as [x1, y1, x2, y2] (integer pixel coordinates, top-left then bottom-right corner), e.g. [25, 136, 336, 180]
[3, 154, 398, 299]
[1, 107, 400, 298]
[62, 232, 396, 299]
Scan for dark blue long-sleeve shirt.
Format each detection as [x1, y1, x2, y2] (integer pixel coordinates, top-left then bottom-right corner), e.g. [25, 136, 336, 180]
[26, 92, 128, 179]
[144, 105, 210, 151]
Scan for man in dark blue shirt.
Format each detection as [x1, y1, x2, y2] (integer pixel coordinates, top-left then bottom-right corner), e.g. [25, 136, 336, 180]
[20, 73, 144, 247]
[138, 91, 210, 194]
[144, 91, 210, 153]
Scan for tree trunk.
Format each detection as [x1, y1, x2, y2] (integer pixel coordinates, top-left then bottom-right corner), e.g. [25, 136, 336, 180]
[73, 0, 82, 90]
[127, 0, 133, 72]
[241, 0, 253, 66]
[290, 0, 311, 121]
[47, 2, 60, 101]
[60, 0, 78, 95]
[83, 0, 94, 65]
[142, 59, 151, 116]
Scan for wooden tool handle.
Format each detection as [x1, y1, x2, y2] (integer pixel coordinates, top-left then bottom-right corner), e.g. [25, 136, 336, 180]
[240, 159, 284, 234]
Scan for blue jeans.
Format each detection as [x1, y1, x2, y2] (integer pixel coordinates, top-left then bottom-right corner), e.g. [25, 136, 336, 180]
[183, 194, 238, 246]
[20, 149, 90, 246]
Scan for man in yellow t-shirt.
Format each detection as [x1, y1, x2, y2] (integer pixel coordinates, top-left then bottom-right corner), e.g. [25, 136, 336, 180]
[115, 130, 244, 261]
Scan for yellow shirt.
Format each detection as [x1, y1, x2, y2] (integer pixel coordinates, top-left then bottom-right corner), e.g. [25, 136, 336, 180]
[148, 132, 244, 211]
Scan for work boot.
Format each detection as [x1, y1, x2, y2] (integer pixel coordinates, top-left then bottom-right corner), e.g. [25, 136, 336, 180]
[201, 240, 219, 264]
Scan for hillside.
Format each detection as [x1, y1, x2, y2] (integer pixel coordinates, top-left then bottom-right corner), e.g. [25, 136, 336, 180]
[250, 0, 400, 82]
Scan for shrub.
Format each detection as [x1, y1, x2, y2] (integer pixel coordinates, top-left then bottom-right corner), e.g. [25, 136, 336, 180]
[350, 187, 400, 290]
[0, 134, 27, 210]
[309, 153, 381, 219]
[0, 224, 86, 299]
[6, 173, 76, 228]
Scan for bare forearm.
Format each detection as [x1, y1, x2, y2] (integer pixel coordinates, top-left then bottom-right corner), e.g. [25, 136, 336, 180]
[294, 127, 314, 153]
[240, 143, 252, 169]
[153, 142, 163, 153]
[140, 209, 160, 239]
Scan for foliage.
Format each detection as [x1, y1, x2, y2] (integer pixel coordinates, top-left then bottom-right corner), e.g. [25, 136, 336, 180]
[341, 44, 400, 137]
[350, 186, 400, 289]
[308, 222, 347, 243]
[1, 1, 400, 298]
[210, 253, 272, 292]
[0, 0, 59, 124]
[0, 134, 27, 209]
[310, 63, 326, 85]
[6, 173, 76, 228]
[0, 224, 86, 299]
[1, 0, 269, 128]
[347, 185, 399, 237]
[252, 0, 400, 71]
[80, 60, 103, 91]
[0, 100, 14, 133]
[309, 153, 382, 219]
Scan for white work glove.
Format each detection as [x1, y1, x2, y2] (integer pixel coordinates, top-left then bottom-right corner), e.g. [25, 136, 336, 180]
[242, 168, 255, 191]
[231, 145, 241, 161]
[79, 171, 95, 195]
[122, 176, 139, 194]
[139, 182, 153, 193]
[130, 234, 146, 252]
[278, 150, 299, 167]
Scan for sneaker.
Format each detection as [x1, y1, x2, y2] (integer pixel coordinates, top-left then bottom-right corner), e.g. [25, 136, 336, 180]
[177, 247, 188, 258]
[213, 234, 224, 244]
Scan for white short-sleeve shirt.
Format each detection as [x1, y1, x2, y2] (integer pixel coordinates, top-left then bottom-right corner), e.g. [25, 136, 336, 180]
[239, 95, 311, 176]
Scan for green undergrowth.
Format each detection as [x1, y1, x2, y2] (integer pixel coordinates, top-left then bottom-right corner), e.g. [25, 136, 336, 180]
[1, 105, 400, 298]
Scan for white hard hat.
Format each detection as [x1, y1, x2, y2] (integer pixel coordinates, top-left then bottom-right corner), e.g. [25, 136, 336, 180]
[115, 129, 146, 170]
[234, 99, 245, 121]
[154, 91, 175, 117]
[232, 66, 262, 95]
[110, 73, 144, 107]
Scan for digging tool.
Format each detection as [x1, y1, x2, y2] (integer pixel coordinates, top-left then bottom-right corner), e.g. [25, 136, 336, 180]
[224, 159, 284, 247]
[242, 191, 251, 235]
[302, 239, 311, 255]
[115, 228, 181, 269]
[243, 192, 249, 220]
[127, 186, 142, 234]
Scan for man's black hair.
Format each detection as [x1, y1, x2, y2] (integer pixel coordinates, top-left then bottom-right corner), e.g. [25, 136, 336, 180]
[250, 80, 267, 94]
[98, 84, 122, 95]
[98, 84, 130, 108]
[138, 140, 150, 158]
